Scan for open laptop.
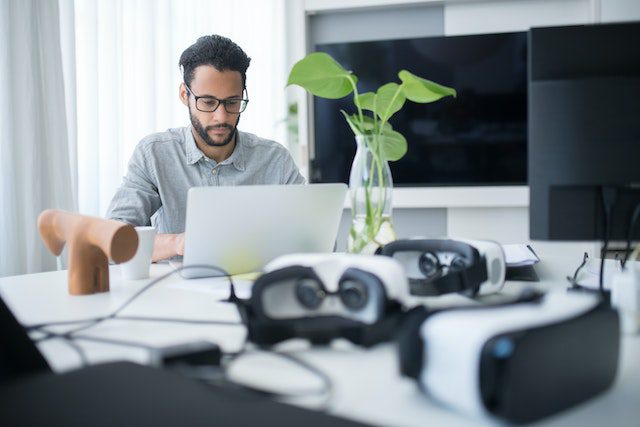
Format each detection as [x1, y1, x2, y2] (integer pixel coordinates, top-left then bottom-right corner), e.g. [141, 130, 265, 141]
[172, 183, 347, 278]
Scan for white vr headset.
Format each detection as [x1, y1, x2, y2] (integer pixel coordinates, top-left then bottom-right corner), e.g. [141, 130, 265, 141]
[397, 290, 620, 424]
[239, 253, 409, 346]
[380, 238, 506, 297]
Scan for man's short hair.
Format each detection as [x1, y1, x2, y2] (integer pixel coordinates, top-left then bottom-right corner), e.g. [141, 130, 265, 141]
[179, 35, 251, 88]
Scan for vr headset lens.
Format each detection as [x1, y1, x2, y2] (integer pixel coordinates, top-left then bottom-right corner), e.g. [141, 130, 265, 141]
[260, 267, 379, 319]
[295, 278, 325, 309]
[339, 270, 373, 311]
[394, 250, 468, 281]
[418, 252, 441, 278]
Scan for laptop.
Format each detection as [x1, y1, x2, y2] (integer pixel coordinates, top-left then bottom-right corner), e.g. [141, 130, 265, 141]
[173, 183, 347, 278]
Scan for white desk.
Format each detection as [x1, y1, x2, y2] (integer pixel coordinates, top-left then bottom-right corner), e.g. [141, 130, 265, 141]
[1, 257, 638, 427]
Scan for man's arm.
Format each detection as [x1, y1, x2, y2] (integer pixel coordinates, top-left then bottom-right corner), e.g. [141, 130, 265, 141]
[107, 144, 182, 262]
[281, 148, 306, 184]
[105, 147, 186, 262]
[152, 233, 185, 262]
[106, 144, 162, 227]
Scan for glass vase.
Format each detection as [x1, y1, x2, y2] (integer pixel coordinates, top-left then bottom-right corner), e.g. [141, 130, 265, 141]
[348, 135, 397, 254]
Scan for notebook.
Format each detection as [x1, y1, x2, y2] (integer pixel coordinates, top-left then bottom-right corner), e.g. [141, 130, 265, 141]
[173, 183, 347, 278]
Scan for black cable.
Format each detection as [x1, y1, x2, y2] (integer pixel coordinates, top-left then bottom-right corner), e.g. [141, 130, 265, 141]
[32, 315, 243, 345]
[599, 223, 609, 294]
[210, 349, 333, 404]
[26, 264, 242, 335]
[111, 264, 234, 318]
[61, 336, 90, 367]
[566, 252, 589, 287]
[33, 328, 157, 369]
[35, 329, 156, 350]
[23, 263, 334, 404]
[26, 317, 107, 331]
[264, 350, 333, 399]
[622, 202, 640, 268]
[35, 326, 332, 405]
[72, 334, 157, 350]
[27, 315, 242, 334]
[113, 315, 243, 326]
[599, 187, 617, 296]
[27, 263, 246, 368]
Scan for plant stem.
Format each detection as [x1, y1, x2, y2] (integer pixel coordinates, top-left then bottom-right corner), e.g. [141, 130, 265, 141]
[348, 76, 364, 124]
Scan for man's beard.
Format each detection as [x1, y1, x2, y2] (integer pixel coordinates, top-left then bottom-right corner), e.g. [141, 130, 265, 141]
[189, 106, 240, 147]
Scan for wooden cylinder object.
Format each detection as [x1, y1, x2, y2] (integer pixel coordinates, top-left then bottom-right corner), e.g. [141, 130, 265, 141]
[37, 209, 139, 295]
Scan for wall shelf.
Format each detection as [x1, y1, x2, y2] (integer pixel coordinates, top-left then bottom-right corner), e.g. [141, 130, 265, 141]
[342, 185, 529, 209]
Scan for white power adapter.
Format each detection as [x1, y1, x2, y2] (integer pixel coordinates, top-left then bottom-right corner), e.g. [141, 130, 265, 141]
[611, 263, 640, 334]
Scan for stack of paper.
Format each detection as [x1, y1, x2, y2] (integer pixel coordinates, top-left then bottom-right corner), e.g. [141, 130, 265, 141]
[502, 244, 540, 267]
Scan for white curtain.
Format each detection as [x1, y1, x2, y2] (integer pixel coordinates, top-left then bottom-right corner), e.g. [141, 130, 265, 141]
[0, 0, 288, 276]
[74, 0, 289, 217]
[0, 0, 76, 277]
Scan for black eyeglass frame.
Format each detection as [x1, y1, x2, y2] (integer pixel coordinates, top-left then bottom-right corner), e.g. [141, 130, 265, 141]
[184, 82, 249, 114]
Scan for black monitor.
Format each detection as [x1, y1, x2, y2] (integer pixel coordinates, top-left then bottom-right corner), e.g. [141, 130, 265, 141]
[312, 31, 528, 186]
[528, 21, 640, 242]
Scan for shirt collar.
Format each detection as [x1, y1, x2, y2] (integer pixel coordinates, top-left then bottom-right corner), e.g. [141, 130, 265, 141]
[219, 131, 246, 171]
[184, 126, 245, 171]
[185, 126, 205, 165]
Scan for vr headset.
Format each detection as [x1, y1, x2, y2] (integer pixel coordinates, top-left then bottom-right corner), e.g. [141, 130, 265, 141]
[239, 253, 408, 347]
[397, 290, 620, 424]
[380, 238, 505, 297]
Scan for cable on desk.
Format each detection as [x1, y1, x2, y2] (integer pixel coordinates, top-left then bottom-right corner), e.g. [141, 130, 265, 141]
[113, 315, 244, 326]
[599, 186, 617, 298]
[26, 263, 245, 336]
[36, 327, 334, 407]
[62, 335, 90, 367]
[567, 252, 589, 288]
[622, 202, 640, 268]
[194, 348, 334, 407]
[27, 263, 247, 368]
[34, 329, 156, 350]
[23, 263, 335, 406]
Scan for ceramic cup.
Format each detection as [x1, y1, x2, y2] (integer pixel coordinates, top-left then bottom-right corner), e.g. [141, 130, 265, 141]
[121, 226, 156, 280]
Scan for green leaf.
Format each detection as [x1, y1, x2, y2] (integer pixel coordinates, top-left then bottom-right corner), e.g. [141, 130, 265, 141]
[360, 115, 391, 133]
[375, 83, 406, 122]
[340, 110, 363, 135]
[341, 112, 392, 136]
[379, 129, 408, 161]
[356, 92, 376, 112]
[398, 70, 456, 103]
[287, 52, 356, 99]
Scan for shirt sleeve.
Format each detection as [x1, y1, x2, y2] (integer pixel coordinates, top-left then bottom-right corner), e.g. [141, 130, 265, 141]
[281, 148, 307, 184]
[105, 144, 162, 226]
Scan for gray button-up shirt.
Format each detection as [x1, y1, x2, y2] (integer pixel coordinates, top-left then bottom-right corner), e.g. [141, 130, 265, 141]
[106, 126, 305, 233]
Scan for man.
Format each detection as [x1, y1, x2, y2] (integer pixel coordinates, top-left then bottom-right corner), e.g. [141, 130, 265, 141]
[106, 35, 305, 261]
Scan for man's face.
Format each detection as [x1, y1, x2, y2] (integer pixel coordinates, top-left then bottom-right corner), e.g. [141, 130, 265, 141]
[181, 65, 244, 147]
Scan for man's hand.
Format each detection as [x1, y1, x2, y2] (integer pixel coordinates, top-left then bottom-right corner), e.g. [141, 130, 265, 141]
[152, 233, 185, 262]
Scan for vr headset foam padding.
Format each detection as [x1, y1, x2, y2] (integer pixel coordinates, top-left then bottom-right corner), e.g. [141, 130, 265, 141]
[397, 291, 620, 424]
[380, 238, 505, 297]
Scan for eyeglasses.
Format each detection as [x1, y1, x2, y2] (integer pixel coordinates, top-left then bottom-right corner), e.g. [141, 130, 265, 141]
[184, 82, 249, 114]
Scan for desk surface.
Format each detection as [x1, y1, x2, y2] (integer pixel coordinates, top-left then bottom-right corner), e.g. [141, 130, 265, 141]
[1, 254, 638, 427]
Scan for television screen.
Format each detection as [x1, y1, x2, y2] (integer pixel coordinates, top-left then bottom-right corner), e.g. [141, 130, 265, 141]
[311, 32, 528, 186]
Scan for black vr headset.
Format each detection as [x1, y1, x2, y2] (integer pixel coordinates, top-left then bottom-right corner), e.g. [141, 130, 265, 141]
[238, 254, 408, 347]
[380, 238, 505, 297]
[396, 290, 620, 424]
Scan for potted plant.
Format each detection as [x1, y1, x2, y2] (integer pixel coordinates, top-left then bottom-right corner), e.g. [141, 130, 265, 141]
[287, 52, 456, 254]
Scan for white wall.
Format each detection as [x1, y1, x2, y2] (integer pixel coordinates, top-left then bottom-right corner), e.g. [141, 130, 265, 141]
[445, 0, 595, 35]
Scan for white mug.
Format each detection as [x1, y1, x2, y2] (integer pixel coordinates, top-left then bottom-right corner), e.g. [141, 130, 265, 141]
[121, 226, 156, 280]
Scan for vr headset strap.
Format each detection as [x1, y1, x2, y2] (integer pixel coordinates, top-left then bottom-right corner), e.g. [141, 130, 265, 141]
[412, 259, 488, 296]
